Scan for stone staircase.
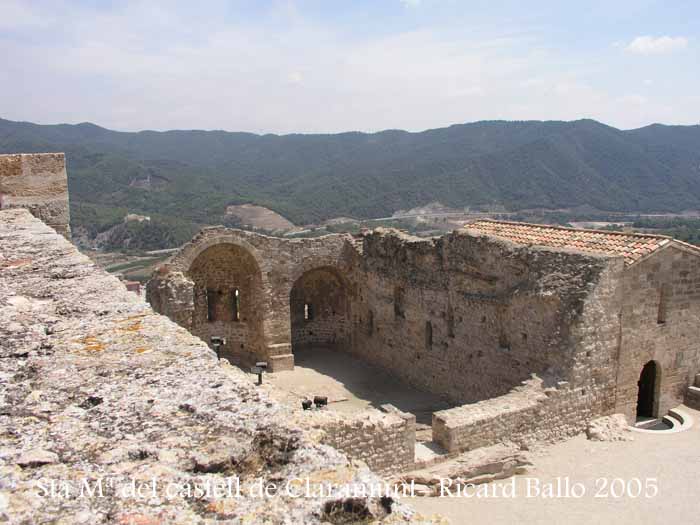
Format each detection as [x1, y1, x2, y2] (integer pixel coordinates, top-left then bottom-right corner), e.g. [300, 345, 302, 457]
[685, 374, 700, 410]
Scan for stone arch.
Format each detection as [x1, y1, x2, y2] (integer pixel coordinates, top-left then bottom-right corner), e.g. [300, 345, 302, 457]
[636, 360, 661, 419]
[186, 242, 265, 366]
[289, 266, 350, 353]
[177, 233, 266, 275]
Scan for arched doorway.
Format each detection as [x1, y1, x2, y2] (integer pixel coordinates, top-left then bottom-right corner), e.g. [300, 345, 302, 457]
[636, 360, 659, 419]
[187, 243, 264, 365]
[289, 267, 348, 353]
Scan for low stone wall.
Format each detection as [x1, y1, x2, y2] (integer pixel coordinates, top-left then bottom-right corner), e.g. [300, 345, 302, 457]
[320, 405, 416, 476]
[0, 153, 70, 238]
[432, 376, 608, 453]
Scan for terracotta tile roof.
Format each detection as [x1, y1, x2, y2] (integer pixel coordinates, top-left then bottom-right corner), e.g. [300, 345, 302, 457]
[466, 219, 674, 266]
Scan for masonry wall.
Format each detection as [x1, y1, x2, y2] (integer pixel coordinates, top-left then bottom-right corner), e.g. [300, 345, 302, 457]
[187, 243, 266, 367]
[432, 256, 626, 453]
[433, 244, 700, 452]
[615, 244, 700, 422]
[347, 229, 611, 404]
[147, 227, 356, 371]
[0, 153, 71, 239]
[290, 267, 350, 351]
[432, 375, 618, 452]
[146, 268, 195, 329]
[320, 406, 416, 475]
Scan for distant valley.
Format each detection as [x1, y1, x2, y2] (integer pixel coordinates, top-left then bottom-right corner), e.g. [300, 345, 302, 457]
[1, 117, 699, 251]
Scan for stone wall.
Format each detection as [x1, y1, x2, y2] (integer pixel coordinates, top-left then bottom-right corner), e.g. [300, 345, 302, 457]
[0, 153, 70, 239]
[432, 376, 612, 453]
[148, 227, 356, 371]
[290, 267, 350, 351]
[433, 377, 547, 452]
[431, 254, 626, 453]
[320, 406, 416, 475]
[188, 243, 266, 366]
[347, 229, 612, 404]
[615, 243, 700, 422]
[433, 240, 700, 452]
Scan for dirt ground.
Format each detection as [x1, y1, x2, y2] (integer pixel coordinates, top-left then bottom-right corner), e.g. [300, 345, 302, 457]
[264, 347, 452, 426]
[225, 204, 295, 231]
[259, 348, 699, 524]
[406, 406, 700, 524]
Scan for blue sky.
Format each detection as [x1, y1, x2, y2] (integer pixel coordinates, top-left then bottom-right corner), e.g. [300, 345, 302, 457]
[1, 0, 698, 133]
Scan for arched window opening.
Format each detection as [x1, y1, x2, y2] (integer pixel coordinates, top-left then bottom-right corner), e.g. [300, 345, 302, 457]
[206, 289, 219, 322]
[232, 288, 240, 322]
[290, 267, 348, 353]
[657, 285, 668, 324]
[304, 303, 314, 321]
[187, 242, 264, 366]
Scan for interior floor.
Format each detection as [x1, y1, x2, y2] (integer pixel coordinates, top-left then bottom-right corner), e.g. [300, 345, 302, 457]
[264, 346, 453, 429]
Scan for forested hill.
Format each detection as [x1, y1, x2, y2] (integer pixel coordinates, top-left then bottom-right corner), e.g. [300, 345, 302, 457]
[1, 117, 699, 234]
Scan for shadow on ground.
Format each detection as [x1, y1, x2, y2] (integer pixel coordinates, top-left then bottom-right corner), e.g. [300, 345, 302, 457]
[269, 346, 453, 425]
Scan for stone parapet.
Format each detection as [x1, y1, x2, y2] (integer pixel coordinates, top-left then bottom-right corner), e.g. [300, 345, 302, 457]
[0, 153, 70, 239]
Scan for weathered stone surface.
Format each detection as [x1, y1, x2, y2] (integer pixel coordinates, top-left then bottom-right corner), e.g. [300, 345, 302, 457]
[16, 450, 60, 468]
[0, 209, 436, 524]
[0, 153, 70, 239]
[352, 228, 616, 405]
[586, 414, 633, 442]
[317, 406, 416, 476]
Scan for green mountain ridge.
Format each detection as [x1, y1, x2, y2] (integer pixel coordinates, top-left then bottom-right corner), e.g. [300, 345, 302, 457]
[1, 117, 699, 247]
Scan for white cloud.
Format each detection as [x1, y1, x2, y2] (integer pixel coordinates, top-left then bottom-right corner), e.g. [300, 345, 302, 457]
[624, 35, 688, 55]
[0, 0, 52, 28]
[0, 2, 697, 132]
[399, 0, 422, 7]
[287, 71, 304, 85]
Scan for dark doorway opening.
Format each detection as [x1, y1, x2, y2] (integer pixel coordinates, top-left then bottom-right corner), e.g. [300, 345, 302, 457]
[636, 360, 658, 418]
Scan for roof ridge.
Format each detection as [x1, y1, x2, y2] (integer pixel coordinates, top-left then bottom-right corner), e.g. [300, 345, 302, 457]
[670, 238, 700, 254]
[470, 219, 673, 241]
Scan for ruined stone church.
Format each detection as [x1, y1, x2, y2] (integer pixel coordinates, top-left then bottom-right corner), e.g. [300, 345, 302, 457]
[148, 209, 700, 454]
[3, 153, 700, 516]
